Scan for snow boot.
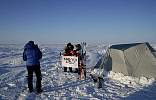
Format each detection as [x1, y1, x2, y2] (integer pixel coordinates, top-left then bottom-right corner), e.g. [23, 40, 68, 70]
[37, 89, 43, 94]
[29, 89, 34, 93]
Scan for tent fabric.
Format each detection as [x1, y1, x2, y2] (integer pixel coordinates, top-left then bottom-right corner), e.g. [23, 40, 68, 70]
[94, 42, 156, 78]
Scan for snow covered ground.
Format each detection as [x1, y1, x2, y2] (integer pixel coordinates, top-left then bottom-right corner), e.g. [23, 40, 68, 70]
[0, 43, 156, 100]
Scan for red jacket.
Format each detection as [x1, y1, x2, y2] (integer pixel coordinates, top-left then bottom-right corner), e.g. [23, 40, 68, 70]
[64, 50, 76, 56]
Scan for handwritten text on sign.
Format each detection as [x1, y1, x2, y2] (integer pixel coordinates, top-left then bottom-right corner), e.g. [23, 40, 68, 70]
[62, 56, 78, 68]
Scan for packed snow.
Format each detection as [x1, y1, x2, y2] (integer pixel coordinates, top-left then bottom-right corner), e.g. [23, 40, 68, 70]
[0, 43, 156, 100]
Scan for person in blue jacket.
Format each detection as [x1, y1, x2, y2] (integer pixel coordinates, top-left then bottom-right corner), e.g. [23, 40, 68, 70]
[23, 41, 43, 93]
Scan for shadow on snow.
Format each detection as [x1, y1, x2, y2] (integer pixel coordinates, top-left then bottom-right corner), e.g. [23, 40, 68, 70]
[43, 78, 92, 92]
[123, 81, 156, 100]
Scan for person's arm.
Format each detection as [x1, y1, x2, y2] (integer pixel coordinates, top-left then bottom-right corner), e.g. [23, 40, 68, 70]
[39, 49, 42, 59]
[23, 49, 27, 61]
[35, 44, 42, 60]
[38, 48, 42, 60]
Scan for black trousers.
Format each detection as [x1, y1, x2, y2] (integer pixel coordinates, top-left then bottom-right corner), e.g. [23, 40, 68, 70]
[27, 65, 42, 91]
[64, 67, 72, 72]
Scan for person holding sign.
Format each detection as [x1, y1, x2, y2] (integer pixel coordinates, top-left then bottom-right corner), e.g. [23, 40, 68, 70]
[63, 43, 75, 72]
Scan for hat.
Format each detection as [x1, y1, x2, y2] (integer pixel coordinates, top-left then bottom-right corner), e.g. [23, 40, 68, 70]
[28, 41, 34, 45]
[67, 42, 72, 47]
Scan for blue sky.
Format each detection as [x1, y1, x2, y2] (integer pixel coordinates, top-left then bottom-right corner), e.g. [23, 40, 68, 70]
[0, 0, 156, 44]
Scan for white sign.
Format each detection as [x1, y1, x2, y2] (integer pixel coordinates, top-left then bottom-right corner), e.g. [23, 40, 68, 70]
[62, 56, 78, 68]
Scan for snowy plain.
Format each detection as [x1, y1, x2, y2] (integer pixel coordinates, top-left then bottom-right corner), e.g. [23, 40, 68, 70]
[0, 43, 156, 100]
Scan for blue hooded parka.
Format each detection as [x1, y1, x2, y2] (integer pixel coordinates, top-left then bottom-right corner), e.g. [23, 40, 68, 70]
[23, 41, 42, 67]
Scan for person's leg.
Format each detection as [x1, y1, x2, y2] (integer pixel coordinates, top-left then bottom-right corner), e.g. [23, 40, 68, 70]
[69, 67, 72, 72]
[35, 65, 42, 93]
[27, 67, 34, 92]
[78, 67, 80, 75]
[64, 67, 67, 72]
[75, 68, 78, 73]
